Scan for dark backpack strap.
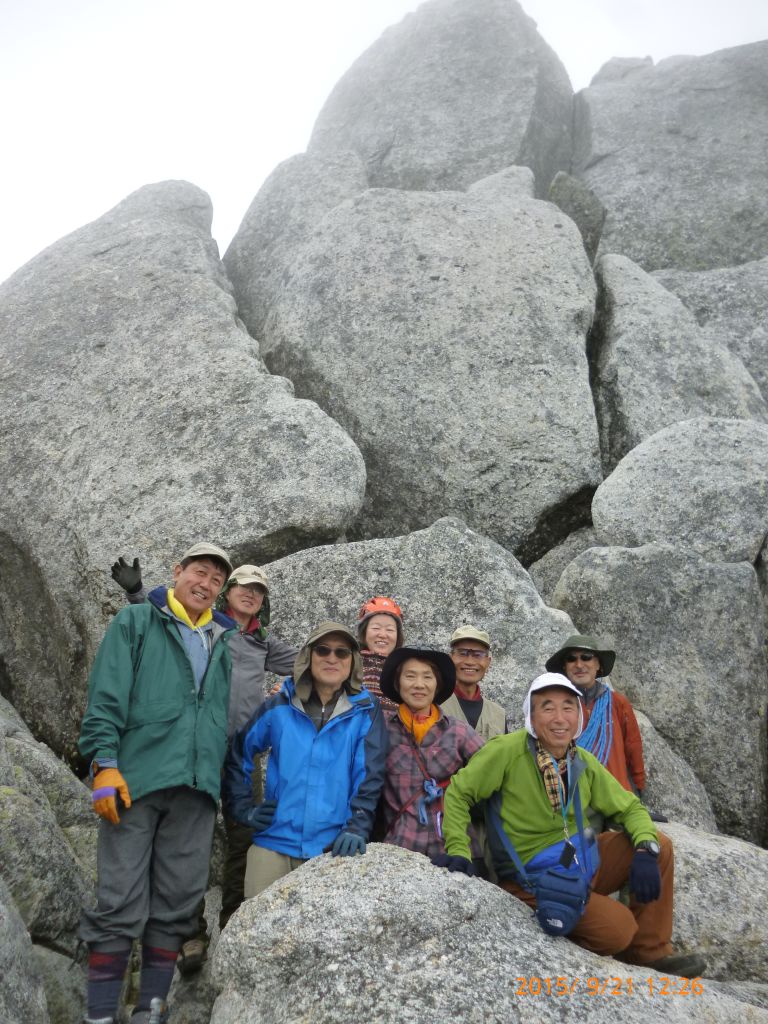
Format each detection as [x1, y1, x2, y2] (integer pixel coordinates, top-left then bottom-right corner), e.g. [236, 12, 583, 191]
[487, 793, 533, 890]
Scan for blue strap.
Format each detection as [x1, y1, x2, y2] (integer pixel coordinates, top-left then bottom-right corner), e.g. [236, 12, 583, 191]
[488, 776, 590, 892]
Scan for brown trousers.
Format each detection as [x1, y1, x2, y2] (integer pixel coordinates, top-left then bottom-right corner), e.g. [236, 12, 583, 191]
[501, 830, 674, 963]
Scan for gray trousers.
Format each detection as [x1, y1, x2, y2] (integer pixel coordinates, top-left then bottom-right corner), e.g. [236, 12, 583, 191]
[80, 786, 216, 952]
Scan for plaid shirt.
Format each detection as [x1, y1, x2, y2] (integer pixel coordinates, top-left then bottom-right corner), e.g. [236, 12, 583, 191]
[381, 708, 484, 859]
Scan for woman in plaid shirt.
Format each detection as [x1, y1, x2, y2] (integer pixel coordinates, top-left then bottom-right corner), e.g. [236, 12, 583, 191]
[377, 645, 484, 860]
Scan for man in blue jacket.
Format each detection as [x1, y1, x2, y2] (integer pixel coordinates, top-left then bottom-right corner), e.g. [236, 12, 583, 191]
[223, 621, 387, 896]
[79, 542, 234, 1024]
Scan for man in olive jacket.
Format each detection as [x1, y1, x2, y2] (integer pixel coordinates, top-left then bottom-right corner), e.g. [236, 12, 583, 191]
[78, 542, 234, 1024]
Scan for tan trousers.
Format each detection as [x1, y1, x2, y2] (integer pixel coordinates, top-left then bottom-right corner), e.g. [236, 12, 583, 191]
[501, 830, 674, 963]
[244, 845, 307, 899]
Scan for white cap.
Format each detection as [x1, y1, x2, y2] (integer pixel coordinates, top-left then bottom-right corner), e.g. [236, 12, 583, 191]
[523, 672, 584, 740]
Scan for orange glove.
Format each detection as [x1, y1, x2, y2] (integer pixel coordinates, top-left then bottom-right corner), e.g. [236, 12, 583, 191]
[91, 767, 132, 824]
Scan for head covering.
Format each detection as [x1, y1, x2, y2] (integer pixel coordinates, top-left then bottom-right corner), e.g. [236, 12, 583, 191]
[379, 644, 456, 705]
[357, 596, 404, 647]
[450, 624, 491, 649]
[179, 542, 233, 577]
[292, 621, 363, 694]
[545, 634, 616, 676]
[215, 564, 272, 633]
[228, 564, 269, 592]
[523, 673, 584, 740]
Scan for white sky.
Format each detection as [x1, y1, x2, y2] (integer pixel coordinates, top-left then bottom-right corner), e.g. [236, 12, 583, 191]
[1, 0, 766, 285]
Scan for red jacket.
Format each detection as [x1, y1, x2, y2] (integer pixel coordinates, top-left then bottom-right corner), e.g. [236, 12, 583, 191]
[581, 688, 646, 793]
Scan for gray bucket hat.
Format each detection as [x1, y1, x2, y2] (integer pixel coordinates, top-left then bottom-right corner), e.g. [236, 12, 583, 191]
[545, 634, 616, 676]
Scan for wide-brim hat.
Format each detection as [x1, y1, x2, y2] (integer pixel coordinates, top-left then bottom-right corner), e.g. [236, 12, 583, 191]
[379, 645, 456, 705]
[523, 672, 584, 740]
[293, 621, 363, 693]
[545, 634, 616, 676]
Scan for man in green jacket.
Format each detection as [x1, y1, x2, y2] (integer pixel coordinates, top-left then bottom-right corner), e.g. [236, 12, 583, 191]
[79, 542, 235, 1024]
[441, 673, 706, 977]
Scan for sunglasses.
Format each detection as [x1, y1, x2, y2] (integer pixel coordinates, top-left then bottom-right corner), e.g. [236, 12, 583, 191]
[312, 644, 353, 660]
[565, 652, 595, 663]
[452, 648, 489, 660]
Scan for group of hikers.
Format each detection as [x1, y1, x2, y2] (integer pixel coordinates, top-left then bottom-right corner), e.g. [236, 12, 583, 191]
[78, 542, 706, 1024]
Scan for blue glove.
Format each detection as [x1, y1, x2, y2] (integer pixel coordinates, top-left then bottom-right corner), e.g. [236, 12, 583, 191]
[244, 800, 277, 834]
[431, 853, 478, 876]
[331, 831, 366, 857]
[629, 851, 661, 902]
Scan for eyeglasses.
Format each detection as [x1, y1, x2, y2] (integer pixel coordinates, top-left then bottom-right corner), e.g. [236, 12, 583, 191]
[452, 648, 489, 660]
[565, 652, 595, 663]
[312, 644, 353, 660]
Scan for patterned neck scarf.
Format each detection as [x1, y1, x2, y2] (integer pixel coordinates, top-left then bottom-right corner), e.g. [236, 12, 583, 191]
[535, 739, 575, 812]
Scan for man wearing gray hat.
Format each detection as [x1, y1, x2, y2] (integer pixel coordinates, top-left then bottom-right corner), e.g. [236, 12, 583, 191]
[441, 625, 507, 740]
[79, 542, 235, 1024]
[111, 557, 299, 968]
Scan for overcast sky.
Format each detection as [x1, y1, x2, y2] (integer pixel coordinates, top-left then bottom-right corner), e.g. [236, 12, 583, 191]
[1, 0, 766, 285]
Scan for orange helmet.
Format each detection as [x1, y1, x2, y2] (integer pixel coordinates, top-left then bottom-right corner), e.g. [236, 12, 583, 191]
[357, 595, 404, 647]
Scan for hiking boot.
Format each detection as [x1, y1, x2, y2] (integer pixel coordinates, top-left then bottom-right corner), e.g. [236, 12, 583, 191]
[176, 936, 207, 976]
[646, 952, 707, 977]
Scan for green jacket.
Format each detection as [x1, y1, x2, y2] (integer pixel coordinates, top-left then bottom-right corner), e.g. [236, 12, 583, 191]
[79, 589, 234, 803]
[443, 729, 657, 865]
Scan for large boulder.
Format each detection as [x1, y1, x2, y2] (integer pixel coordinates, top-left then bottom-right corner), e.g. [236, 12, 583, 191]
[591, 418, 768, 563]
[0, 876, 49, 1024]
[308, 0, 573, 195]
[636, 712, 718, 833]
[591, 255, 765, 472]
[573, 42, 768, 271]
[263, 516, 573, 714]
[32, 945, 86, 1024]
[0, 785, 93, 954]
[653, 256, 768, 401]
[210, 844, 768, 1023]
[552, 544, 768, 843]
[528, 525, 600, 603]
[664, 822, 768, 983]
[223, 150, 368, 340]
[0, 181, 365, 760]
[262, 178, 601, 560]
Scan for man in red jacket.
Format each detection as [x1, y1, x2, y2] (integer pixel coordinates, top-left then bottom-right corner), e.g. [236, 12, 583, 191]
[545, 635, 645, 796]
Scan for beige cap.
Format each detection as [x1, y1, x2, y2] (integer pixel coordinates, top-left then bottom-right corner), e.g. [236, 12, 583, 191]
[450, 624, 491, 648]
[179, 542, 233, 577]
[228, 564, 269, 592]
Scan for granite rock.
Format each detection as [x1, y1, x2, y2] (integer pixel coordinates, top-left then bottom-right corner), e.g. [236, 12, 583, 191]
[210, 843, 767, 1024]
[591, 255, 765, 472]
[573, 42, 768, 271]
[223, 150, 368, 340]
[527, 526, 599, 604]
[308, 0, 573, 195]
[548, 171, 606, 264]
[32, 945, 86, 1024]
[663, 822, 768, 983]
[591, 417, 768, 563]
[0, 875, 49, 1024]
[0, 180, 365, 759]
[653, 256, 768, 401]
[552, 544, 768, 842]
[262, 179, 600, 559]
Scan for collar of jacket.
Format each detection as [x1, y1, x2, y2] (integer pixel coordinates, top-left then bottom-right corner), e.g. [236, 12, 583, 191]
[147, 585, 237, 633]
[282, 676, 373, 711]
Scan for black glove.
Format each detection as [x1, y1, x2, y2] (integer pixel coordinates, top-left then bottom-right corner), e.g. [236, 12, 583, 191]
[111, 556, 142, 594]
[244, 800, 277, 834]
[629, 851, 661, 902]
[331, 831, 366, 857]
[431, 853, 477, 876]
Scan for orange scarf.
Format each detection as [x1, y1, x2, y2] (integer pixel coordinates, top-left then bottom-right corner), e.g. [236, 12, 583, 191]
[398, 703, 439, 745]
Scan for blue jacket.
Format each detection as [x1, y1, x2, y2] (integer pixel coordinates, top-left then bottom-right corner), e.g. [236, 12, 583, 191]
[223, 677, 387, 858]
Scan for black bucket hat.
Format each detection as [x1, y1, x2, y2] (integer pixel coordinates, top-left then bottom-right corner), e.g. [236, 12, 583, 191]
[379, 644, 456, 705]
[545, 634, 616, 676]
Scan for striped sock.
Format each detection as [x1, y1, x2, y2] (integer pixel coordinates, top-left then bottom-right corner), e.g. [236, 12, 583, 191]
[87, 946, 131, 1019]
[136, 945, 178, 1010]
